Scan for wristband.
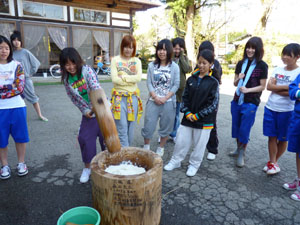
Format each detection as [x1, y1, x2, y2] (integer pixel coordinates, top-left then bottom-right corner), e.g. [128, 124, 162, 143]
[186, 112, 193, 119]
[192, 114, 198, 121]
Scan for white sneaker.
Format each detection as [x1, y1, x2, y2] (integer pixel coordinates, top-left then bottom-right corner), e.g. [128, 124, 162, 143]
[186, 165, 198, 177]
[164, 160, 181, 171]
[17, 162, 28, 176]
[156, 147, 164, 157]
[267, 163, 280, 175]
[80, 168, 91, 183]
[143, 144, 150, 150]
[207, 153, 216, 161]
[0, 165, 11, 180]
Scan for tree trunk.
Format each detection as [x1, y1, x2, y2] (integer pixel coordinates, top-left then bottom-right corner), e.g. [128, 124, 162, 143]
[185, 4, 195, 65]
[254, 0, 275, 34]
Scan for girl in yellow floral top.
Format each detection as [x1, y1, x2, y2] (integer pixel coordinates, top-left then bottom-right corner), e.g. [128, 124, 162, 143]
[110, 35, 143, 147]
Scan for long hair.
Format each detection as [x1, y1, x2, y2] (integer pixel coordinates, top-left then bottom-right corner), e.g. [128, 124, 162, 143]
[154, 39, 173, 68]
[0, 35, 13, 63]
[120, 35, 136, 57]
[10, 30, 22, 48]
[59, 47, 84, 83]
[242, 36, 264, 62]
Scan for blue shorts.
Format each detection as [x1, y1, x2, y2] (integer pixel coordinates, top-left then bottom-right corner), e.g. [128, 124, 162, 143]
[231, 101, 258, 144]
[288, 112, 300, 153]
[263, 107, 292, 141]
[288, 135, 300, 153]
[0, 107, 30, 148]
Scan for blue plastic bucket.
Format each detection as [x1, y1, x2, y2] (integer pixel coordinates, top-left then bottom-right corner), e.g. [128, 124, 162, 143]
[57, 206, 100, 225]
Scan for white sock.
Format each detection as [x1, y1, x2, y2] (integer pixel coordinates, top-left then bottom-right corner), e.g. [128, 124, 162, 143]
[143, 144, 150, 150]
[157, 147, 164, 151]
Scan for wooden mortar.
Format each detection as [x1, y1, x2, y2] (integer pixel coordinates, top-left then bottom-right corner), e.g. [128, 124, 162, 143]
[89, 89, 163, 225]
[91, 147, 162, 225]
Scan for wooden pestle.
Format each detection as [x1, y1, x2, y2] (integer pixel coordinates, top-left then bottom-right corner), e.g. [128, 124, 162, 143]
[89, 89, 121, 153]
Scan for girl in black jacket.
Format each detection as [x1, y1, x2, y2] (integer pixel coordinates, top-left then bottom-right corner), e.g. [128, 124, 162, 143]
[164, 49, 219, 177]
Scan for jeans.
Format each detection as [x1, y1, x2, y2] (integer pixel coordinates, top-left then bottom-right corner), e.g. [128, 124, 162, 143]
[170, 101, 181, 138]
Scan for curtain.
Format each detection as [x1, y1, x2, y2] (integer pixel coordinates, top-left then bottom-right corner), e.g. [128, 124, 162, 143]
[76, 31, 93, 66]
[114, 31, 123, 56]
[73, 28, 90, 49]
[48, 27, 68, 50]
[23, 24, 46, 50]
[0, 23, 15, 40]
[93, 30, 110, 63]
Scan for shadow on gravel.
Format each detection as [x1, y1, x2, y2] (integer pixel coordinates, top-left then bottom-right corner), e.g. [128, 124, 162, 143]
[0, 154, 93, 225]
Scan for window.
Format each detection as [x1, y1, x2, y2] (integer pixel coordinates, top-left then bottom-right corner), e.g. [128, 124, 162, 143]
[112, 12, 130, 20]
[114, 31, 129, 56]
[22, 24, 68, 69]
[18, 1, 67, 21]
[71, 7, 110, 25]
[0, 0, 15, 15]
[0, 22, 15, 39]
[73, 28, 110, 67]
[112, 20, 130, 28]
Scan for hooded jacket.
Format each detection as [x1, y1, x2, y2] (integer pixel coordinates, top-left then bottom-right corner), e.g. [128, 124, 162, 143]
[180, 68, 219, 129]
[173, 51, 192, 102]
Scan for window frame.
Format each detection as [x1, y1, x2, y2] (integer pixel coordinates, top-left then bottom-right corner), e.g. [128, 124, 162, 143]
[70, 7, 110, 25]
[0, 0, 15, 16]
[17, 0, 67, 21]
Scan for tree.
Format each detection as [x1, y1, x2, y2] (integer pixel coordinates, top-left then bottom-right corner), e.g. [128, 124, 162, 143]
[254, 0, 276, 34]
[165, 0, 223, 62]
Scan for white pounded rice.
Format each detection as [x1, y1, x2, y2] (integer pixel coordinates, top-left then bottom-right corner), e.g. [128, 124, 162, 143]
[105, 161, 146, 175]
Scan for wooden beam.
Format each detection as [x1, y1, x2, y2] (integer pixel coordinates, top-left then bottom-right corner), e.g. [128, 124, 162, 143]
[28, 0, 158, 12]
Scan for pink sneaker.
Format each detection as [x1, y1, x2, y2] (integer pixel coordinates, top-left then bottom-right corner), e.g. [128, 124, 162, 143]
[283, 178, 300, 190]
[266, 163, 280, 175]
[291, 190, 300, 201]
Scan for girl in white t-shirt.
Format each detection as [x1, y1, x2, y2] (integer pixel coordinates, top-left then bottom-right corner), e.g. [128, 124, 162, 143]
[263, 43, 300, 175]
[0, 35, 29, 180]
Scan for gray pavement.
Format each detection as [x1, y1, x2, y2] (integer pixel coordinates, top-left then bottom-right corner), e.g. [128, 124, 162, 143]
[1, 78, 299, 225]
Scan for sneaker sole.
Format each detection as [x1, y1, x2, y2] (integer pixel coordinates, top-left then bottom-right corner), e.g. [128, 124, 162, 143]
[0, 174, 11, 180]
[267, 170, 280, 175]
[164, 165, 181, 171]
[283, 184, 297, 191]
[207, 156, 216, 161]
[80, 179, 89, 183]
[186, 172, 197, 177]
[236, 162, 245, 168]
[291, 194, 300, 201]
[18, 170, 28, 177]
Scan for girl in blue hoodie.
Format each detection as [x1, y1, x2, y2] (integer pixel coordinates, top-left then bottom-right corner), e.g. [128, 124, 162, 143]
[283, 75, 300, 201]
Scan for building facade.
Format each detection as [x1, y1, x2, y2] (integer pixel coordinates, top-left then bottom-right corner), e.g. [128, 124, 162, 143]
[0, 0, 159, 69]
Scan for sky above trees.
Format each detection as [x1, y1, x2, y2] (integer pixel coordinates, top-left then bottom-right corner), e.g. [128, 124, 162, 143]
[136, 0, 300, 36]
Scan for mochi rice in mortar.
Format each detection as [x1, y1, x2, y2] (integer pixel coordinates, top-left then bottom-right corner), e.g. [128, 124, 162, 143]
[105, 161, 146, 175]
